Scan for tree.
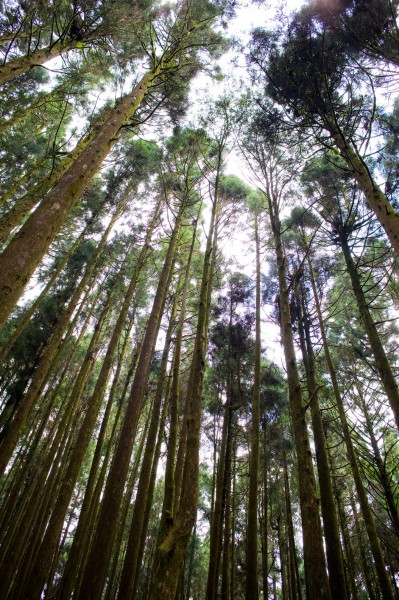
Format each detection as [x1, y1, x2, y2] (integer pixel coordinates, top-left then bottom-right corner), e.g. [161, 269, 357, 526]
[249, 11, 399, 253]
[0, 0, 227, 328]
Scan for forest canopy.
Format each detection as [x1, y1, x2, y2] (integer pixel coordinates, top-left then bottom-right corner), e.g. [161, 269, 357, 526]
[0, 1, 398, 599]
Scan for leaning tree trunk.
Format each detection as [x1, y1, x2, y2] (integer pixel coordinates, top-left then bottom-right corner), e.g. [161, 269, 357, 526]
[245, 208, 261, 600]
[327, 117, 399, 254]
[0, 121, 103, 243]
[308, 256, 395, 600]
[0, 214, 95, 365]
[0, 63, 166, 328]
[0, 191, 127, 474]
[0, 40, 75, 86]
[75, 201, 184, 600]
[296, 286, 348, 600]
[147, 192, 220, 600]
[339, 231, 399, 431]
[268, 197, 331, 600]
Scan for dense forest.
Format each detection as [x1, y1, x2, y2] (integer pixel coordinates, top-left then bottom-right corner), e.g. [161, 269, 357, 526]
[0, 0, 399, 598]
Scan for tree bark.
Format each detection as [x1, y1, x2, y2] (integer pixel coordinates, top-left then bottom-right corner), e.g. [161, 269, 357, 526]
[0, 41, 74, 86]
[245, 208, 261, 600]
[0, 192, 127, 473]
[308, 257, 395, 600]
[148, 190, 219, 600]
[76, 200, 184, 600]
[117, 299, 177, 600]
[327, 119, 399, 254]
[296, 286, 348, 600]
[268, 199, 331, 600]
[0, 68, 162, 328]
[339, 232, 399, 430]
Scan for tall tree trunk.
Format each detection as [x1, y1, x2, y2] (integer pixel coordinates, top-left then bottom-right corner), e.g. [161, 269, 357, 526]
[0, 191, 127, 473]
[56, 308, 136, 599]
[0, 40, 74, 86]
[308, 256, 395, 600]
[268, 198, 331, 600]
[283, 452, 302, 600]
[156, 220, 198, 550]
[76, 200, 184, 600]
[206, 301, 233, 600]
[117, 298, 177, 600]
[0, 215, 95, 365]
[354, 379, 399, 537]
[0, 121, 106, 242]
[147, 190, 220, 600]
[261, 427, 269, 600]
[245, 208, 261, 600]
[327, 119, 399, 254]
[339, 232, 399, 430]
[15, 290, 114, 600]
[0, 66, 165, 327]
[296, 286, 348, 599]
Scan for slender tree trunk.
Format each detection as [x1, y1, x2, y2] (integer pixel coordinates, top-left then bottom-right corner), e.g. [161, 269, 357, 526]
[206, 307, 233, 600]
[0, 154, 50, 208]
[0, 216, 94, 365]
[327, 119, 399, 254]
[350, 488, 378, 600]
[268, 198, 331, 600]
[76, 201, 184, 600]
[245, 209, 261, 600]
[0, 66, 164, 327]
[101, 402, 150, 600]
[221, 456, 232, 600]
[261, 427, 269, 600]
[56, 308, 135, 599]
[277, 511, 289, 600]
[0, 40, 74, 86]
[0, 192, 127, 473]
[117, 299, 177, 600]
[147, 190, 220, 600]
[296, 287, 348, 600]
[333, 475, 360, 600]
[308, 256, 395, 600]
[339, 232, 399, 430]
[283, 452, 302, 600]
[16, 291, 113, 600]
[0, 81, 69, 134]
[355, 379, 399, 537]
[134, 379, 172, 599]
[157, 220, 198, 548]
[0, 122, 104, 242]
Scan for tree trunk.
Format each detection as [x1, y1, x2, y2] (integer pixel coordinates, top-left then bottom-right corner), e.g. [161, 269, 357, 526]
[0, 215, 94, 365]
[0, 41, 73, 86]
[268, 198, 331, 600]
[0, 67, 163, 327]
[0, 119, 105, 242]
[339, 232, 399, 430]
[355, 379, 399, 537]
[117, 300, 177, 600]
[0, 191, 127, 473]
[157, 220, 198, 551]
[245, 208, 261, 600]
[308, 256, 395, 600]
[147, 190, 220, 600]
[283, 452, 302, 600]
[296, 287, 348, 599]
[76, 201, 184, 600]
[328, 119, 399, 254]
